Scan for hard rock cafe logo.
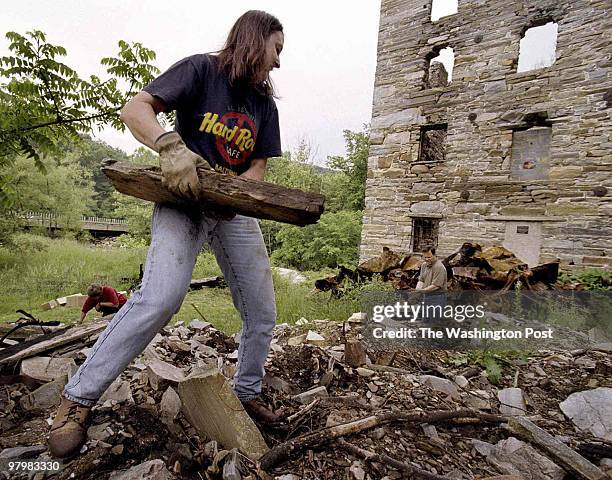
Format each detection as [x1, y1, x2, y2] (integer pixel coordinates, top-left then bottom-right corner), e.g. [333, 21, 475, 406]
[198, 111, 257, 166]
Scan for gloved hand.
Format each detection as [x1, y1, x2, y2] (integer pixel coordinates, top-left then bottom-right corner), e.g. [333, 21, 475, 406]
[154, 131, 212, 200]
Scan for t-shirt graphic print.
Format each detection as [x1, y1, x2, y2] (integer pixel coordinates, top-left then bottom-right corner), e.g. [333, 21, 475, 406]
[144, 54, 281, 176]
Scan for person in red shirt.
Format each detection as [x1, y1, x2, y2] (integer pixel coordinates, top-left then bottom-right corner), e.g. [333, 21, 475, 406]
[79, 284, 127, 322]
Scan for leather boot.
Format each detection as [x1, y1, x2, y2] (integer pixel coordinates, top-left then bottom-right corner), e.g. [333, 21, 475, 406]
[48, 397, 91, 458]
[241, 398, 282, 424]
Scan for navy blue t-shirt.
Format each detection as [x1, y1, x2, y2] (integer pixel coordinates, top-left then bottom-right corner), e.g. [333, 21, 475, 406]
[144, 54, 282, 176]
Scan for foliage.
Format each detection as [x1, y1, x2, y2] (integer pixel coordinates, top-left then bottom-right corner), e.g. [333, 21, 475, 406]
[71, 135, 129, 215]
[266, 128, 369, 267]
[0, 235, 364, 333]
[325, 127, 369, 212]
[0, 30, 159, 205]
[271, 210, 362, 270]
[265, 146, 323, 193]
[0, 233, 147, 323]
[0, 153, 94, 245]
[0, 30, 158, 157]
[111, 147, 156, 243]
[558, 268, 612, 291]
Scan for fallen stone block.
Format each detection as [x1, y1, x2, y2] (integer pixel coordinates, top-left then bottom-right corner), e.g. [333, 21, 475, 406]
[419, 375, 460, 400]
[147, 359, 186, 391]
[88, 422, 113, 442]
[487, 437, 565, 480]
[560, 387, 612, 441]
[347, 312, 367, 324]
[0, 444, 47, 459]
[498, 387, 527, 416]
[287, 333, 307, 346]
[20, 356, 76, 383]
[189, 319, 211, 330]
[161, 386, 182, 424]
[356, 367, 375, 377]
[178, 368, 268, 460]
[222, 449, 244, 480]
[65, 293, 87, 308]
[108, 459, 174, 480]
[100, 378, 133, 404]
[40, 299, 59, 311]
[292, 386, 329, 404]
[263, 374, 296, 395]
[19, 375, 68, 410]
[305, 330, 325, 346]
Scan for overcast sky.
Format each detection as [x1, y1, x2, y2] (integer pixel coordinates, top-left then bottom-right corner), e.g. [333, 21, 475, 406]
[1, 1, 383, 165]
[2, 1, 553, 164]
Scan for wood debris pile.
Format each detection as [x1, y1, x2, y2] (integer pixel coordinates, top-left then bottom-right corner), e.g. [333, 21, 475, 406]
[315, 244, 564, 296]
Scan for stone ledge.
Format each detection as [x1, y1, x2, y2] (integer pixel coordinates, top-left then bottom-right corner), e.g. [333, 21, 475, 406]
[406, 213, 443, 219]
[484, 215, 565, 222]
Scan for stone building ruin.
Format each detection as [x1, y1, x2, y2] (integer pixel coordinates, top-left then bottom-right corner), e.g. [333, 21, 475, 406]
[360, 0, 611, 267]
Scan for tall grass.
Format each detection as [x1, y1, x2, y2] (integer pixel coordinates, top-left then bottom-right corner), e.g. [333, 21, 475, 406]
[0, 234, 363, 332]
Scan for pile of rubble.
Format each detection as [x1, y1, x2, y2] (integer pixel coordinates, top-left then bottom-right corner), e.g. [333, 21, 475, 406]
[1, 313, 611, 479]
[315, 244, 564, 295]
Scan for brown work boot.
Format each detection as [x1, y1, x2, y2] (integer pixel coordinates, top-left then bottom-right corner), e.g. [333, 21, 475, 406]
[241, 398, 282, 424]
[48, 397, 91, 458]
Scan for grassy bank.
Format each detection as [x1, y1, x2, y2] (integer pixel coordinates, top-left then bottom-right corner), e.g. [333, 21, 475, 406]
[0, 234, 359, 333]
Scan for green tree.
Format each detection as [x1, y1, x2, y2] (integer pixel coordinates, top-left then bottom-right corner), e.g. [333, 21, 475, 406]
[112, 147, 156, 243]
[271, 210, 362, 270]
[325, 127, 369, 211]
[72, 136, 129, 215]
[0, 153, 94, 242]
[0, 30, 159, 206]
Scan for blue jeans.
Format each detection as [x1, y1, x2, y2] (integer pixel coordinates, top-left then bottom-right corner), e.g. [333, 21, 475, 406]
[64, 204, 276, 405]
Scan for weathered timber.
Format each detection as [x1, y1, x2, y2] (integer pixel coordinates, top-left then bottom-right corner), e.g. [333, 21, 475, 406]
[507, 416, 607, 480]
[102, 160, 325, 226]
[0, 319, 110, 366]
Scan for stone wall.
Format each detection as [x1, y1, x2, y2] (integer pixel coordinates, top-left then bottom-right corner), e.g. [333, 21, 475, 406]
[360, 0, 612, 267]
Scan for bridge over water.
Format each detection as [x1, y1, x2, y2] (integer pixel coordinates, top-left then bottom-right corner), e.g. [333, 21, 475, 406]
[19, 212, 129, 236]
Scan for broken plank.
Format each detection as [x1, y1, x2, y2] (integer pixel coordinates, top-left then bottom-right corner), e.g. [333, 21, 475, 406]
[102, 160, 325, 226]
[0, 319, 110, 366]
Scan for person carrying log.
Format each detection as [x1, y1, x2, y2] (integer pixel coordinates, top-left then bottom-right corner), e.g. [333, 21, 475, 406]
[78, 283, 127, 323]
[48, 10, 284, 458]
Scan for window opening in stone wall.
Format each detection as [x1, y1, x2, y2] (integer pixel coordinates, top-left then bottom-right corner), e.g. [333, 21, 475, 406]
[431, 0, 458, 22]
[427, 47, 454, 87]
[517, 22, 558, 72]
[419, 124, 447, 163]
[412, 218, 440, 253]
[510, 119, 551, 180]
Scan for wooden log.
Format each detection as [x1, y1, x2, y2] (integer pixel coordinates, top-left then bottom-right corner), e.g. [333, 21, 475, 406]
[507, 416, 607, 480]
[102, 160, 325, 226]
[259, 408, 506, 470]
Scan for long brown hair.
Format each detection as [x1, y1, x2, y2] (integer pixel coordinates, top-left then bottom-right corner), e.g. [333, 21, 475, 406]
[216, 10, 283, 97]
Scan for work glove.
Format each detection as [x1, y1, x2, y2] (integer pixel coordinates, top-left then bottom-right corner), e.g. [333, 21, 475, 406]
[155, 131, 212, 201]
[154, 132, 235, 221]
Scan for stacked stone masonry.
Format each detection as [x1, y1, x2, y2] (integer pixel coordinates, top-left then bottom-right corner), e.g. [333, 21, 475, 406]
[360, 0, 611, 267]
